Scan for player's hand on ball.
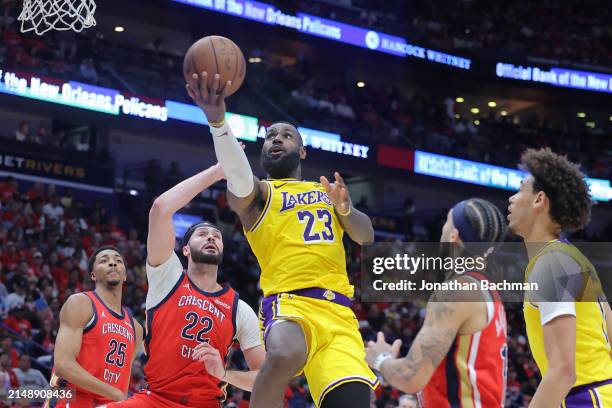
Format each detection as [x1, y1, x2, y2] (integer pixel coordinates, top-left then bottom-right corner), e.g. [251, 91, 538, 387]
[185, 71, 231, 125]
[365, 332, 402, 369]
[193, 342, 226, 380]
[320, 172, 352, 216]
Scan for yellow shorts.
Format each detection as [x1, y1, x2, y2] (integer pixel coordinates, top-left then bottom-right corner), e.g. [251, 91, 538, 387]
[259, 292, 379, 407]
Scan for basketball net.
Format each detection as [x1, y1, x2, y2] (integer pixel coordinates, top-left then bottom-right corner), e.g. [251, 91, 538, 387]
[19, 0, 97, 35]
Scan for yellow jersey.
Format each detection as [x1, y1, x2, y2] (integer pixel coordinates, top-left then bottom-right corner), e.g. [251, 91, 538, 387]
[245, 178, 353, 298]
[524, 240, 612, 386]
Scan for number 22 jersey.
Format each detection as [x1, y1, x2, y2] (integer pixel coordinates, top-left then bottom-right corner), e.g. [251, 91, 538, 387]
[143, 253, 260, 406]
[245, 179, 352, 298]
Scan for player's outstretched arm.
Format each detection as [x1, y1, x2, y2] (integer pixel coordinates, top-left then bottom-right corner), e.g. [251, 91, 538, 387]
[366, 295, 473, 393]
[529, 313, 577, 408]
[186, 72, 268, 230]
[147, 163, 224, 267]
[54, 294, 125, 402]
[321, 172, 374, 245]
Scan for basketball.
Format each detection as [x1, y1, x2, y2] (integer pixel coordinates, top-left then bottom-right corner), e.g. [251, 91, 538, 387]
[183, 35, 246, 97]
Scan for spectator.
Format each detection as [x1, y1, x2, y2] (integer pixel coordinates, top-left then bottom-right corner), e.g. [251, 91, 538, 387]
[161, 161, 185, 191]
[0, 352, 19, 388]
[13, 122, 29, 142]
[42, 195, 64, 222]
[4, 279, 26, 312]
[13, 355, 48, 391]
[0, 338, 19, 368]
[79, 58, 98, 83]
[3, 307, 32, 338]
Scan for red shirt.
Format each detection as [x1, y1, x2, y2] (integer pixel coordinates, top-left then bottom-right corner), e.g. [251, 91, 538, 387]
[144, 274, 238, 407]
[52, 291, 136, 407]
[4, 316, 32, 338]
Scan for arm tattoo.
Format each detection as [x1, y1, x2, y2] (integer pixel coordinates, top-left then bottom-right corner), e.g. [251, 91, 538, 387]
[383, 301, 458, 385]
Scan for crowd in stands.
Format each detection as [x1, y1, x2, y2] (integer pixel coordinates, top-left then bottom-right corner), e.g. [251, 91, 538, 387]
[5, 121, 92, 153]
[296, 0, 612, 67]
[0, 173, 546, 407]
[2, 0, 612, 181]
[259, 56, 612, 180]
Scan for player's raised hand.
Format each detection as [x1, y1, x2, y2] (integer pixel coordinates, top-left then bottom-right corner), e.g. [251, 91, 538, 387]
[365, 332, 402, 370]
[185, 71, 232, 125]
[320, 172, 352, 216]
[192, 342, 226, 380]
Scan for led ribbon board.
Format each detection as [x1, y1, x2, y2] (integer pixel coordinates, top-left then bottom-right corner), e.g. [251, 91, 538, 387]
[172, 0, 471, 70]
[414, 150, 612, 202]
[496, 62, 612, 94]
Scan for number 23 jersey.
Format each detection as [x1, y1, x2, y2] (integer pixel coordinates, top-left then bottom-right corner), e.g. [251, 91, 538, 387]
[245, 179, 352, 298]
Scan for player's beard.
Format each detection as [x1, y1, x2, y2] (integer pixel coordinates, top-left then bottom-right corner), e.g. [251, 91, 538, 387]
[260, 149, 300, 179]
[190, 244, 223, 265]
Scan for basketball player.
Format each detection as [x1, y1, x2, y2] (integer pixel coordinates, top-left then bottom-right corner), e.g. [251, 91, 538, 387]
[365, 198, 508, 407]
[507, 148, 612, 407]
[187, 73, 378, 408]
[103, 162, 264, 408]
[49, 246, 143, 407]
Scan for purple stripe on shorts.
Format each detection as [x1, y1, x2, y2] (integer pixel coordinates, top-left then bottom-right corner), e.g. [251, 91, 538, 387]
[289, 288, 352, 307]
[564, 379, 612, 408]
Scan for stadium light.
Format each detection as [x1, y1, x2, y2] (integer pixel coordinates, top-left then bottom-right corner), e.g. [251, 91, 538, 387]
[500, 110, 508, 116]
[114, 26, 124, 32]
[474, 120, 480, 126]
[357, 81, 366, 88]
[487, 101, 497, 107]
[577, 112, 586, 118]
[455, 97, 464, 103]
[609, 116, 612, 122]
[248, 57, 262, 63]
[129, 189, 138, 196]
[455, 114, 460, 119]
[586, 122, 596, 128]
[470, 108, 480, 114]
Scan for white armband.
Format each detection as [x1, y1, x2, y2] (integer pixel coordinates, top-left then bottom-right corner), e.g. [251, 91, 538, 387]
[210, 122, 254, 197]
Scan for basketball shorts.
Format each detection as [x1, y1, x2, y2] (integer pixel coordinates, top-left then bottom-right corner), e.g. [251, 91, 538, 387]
[562, 379, 612, 407]
[259, 288, 379, 407]
[98, 390, 221, 408]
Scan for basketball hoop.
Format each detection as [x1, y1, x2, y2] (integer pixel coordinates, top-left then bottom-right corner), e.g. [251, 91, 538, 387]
[18, 0, 97, 35]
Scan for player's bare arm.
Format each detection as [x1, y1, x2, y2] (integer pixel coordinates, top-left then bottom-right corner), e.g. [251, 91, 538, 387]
[320, 171, 374, 245]
[147, 163, 225, 267]
[366, 292, 478, 393]
[192, 342, 265, 392]
[132, 320, 144, 362]
[186, 71, 269, 230]
[54, 293, 125, 402]
[529, 315, 577, 408]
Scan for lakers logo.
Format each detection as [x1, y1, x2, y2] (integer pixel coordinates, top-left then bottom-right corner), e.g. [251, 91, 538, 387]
[323, 290, 336, 301]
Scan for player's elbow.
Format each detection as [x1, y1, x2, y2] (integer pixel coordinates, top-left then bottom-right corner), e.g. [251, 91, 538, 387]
[53, 355, 71, 379]
[396, 378, 425, 394]
[550, 361, 576, 386]
[150, 197, 172, 217]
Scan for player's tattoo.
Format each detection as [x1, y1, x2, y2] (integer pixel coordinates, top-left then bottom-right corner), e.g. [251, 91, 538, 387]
[382, 300, 457, 385]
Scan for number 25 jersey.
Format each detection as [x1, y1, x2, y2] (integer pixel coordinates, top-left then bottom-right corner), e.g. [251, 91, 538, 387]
[245, 179, 352, 298]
